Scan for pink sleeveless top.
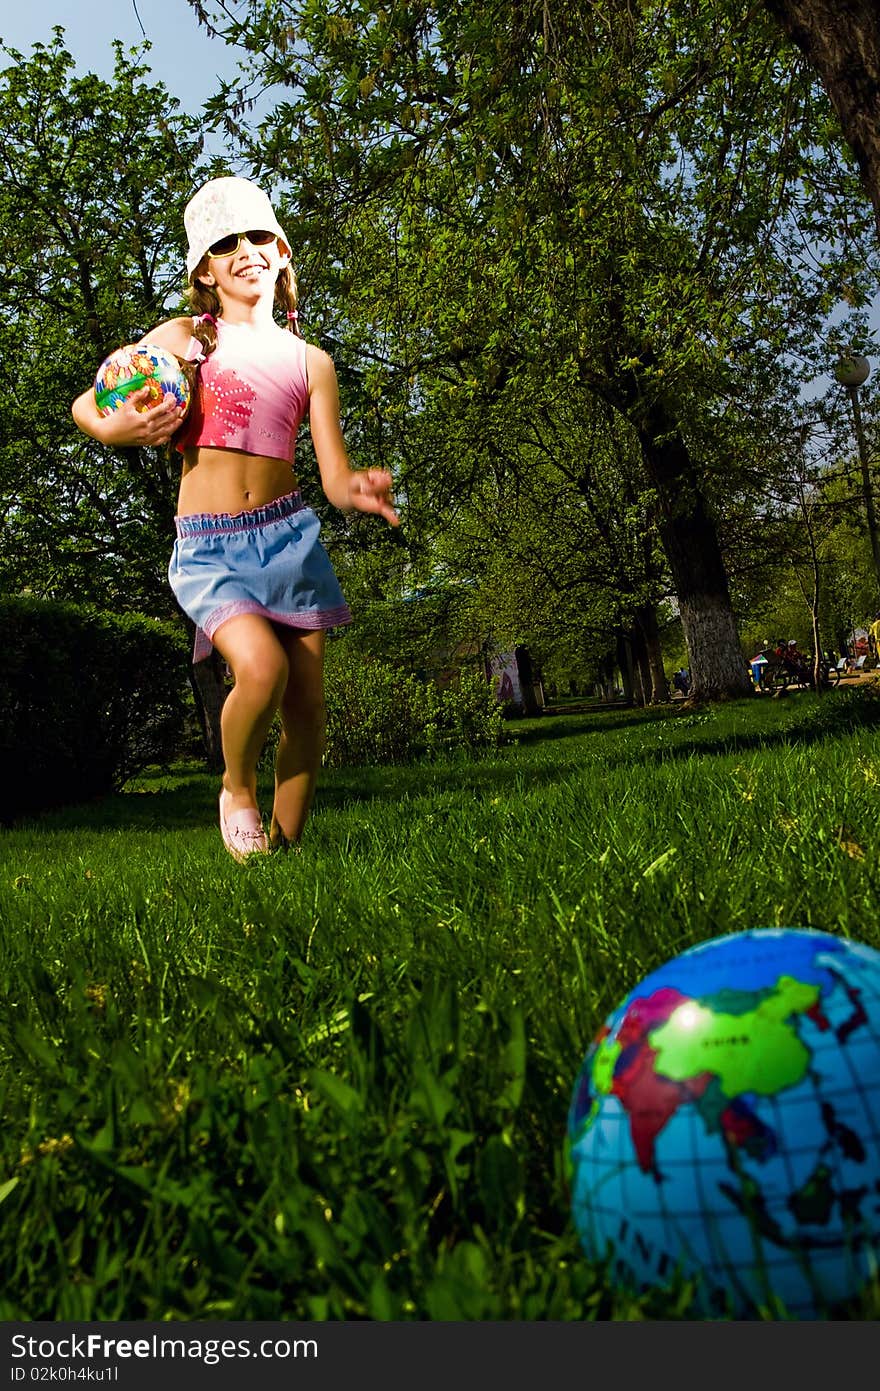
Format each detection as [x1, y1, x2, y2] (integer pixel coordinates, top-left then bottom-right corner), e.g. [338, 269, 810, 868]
[175, 318, 309, 463]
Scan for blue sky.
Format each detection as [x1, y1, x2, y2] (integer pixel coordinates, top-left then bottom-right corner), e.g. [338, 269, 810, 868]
[0, 0, 243, 119]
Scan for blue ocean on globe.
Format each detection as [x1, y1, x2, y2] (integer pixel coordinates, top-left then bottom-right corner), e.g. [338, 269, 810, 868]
[567, 928, 880, 1316]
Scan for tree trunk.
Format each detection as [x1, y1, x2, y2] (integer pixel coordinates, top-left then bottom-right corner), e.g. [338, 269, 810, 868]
[630, 623, 651, 707]
[188, 646, 227, 772]
[675, 593, 750, 701]
[595, 653, 617, 701]
[514, 645, 542, 716]
[600, 353, 751, 701]
[765, 0, 880, 238]
[615, 630, 635, 704]
[847, 385, 880, 604]
[637, 409, 752, 701]
[635, 601, 669, 702]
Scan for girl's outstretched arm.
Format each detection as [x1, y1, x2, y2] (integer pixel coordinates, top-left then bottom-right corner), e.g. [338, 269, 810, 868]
[307, 344, 399, 527]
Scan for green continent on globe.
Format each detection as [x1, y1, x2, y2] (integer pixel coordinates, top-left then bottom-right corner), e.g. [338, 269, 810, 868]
[650, 974, 819, 1097]
[590, 1029, 620, 1099]
[575, 977, 829, 1176]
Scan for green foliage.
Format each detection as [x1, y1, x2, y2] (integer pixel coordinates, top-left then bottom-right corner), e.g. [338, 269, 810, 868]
[729, 383, 880, 664]
[405, 665, 506, 757]
[190, 0, 880, 697]
[0, 32, 206, 612]
[331, 576, 471, 675]
[321, 641, 504, 767]
[323, 643, 415, 767]
[0, 595, 189, 821]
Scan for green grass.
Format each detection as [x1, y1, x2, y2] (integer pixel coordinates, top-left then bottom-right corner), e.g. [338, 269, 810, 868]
[1, 691, 879, 1320]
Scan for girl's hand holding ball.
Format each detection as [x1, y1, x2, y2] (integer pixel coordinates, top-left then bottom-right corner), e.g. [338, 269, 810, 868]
[97, 388, 185, 448]
[93, 341, 189, 449]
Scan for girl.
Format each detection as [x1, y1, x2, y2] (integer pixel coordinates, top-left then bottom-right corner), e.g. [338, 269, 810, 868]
[72, 175, 398, 862]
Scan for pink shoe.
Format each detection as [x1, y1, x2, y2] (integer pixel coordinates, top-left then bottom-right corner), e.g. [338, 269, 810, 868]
[219, 790, 269, 863]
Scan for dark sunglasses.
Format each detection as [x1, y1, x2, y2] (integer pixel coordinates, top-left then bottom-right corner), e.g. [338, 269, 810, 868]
[207, 229, 278, 258]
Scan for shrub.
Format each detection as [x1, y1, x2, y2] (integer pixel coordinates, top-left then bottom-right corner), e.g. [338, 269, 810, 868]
[405, 665, 506, 757]
[0, 596, 189, 822]
[260, 643, 505, 771]
[322, 642, 418, 768]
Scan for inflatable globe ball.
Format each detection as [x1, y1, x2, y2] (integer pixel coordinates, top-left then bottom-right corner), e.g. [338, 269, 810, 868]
[94, 343, 190, 418]
[566, 928, 880, 1317]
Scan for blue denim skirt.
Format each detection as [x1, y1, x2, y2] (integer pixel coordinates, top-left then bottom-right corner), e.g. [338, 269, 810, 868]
[168, 490, 351, 662]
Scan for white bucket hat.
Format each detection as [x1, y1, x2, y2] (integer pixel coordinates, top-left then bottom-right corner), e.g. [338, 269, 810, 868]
[184, 176, 290, 280]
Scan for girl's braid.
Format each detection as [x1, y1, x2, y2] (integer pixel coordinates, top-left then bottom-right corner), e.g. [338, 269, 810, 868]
[274, 265, 303, 337]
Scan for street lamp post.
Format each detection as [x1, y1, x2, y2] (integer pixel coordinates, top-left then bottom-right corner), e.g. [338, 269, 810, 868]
[834, 349, 880, 604]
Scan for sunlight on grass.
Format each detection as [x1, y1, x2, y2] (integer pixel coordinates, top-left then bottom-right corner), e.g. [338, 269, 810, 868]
[1, 694, 878, 1319]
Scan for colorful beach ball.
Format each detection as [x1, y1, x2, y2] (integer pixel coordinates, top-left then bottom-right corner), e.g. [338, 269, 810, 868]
[566, 928, 880, 1317]
[94, 342, 190, 417]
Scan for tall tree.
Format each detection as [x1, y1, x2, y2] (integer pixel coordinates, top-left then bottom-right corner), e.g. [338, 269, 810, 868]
[189, 0, 879, 699]
[764, 0, 880, 235]
[0, 32, 205, 612]
[397, 374, 674, 703]
[0, 35, 235, 764]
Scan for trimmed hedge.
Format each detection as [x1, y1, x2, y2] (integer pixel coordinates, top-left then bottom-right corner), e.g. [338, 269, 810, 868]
[0, 596, 189, 823]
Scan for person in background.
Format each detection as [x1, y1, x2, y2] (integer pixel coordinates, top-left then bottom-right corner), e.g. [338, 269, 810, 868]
[749, 648, 769, 691]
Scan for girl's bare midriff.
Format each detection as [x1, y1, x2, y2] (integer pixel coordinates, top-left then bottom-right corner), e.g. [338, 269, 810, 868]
[177, 446, 299, 517]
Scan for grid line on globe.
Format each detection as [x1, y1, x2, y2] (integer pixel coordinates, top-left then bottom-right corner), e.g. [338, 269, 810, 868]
[567, 928, 880, 1317]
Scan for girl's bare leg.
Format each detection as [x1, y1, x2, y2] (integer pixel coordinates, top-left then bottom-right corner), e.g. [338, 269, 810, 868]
[270, 629, 326, 846]
[211, 614, 290, 814]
